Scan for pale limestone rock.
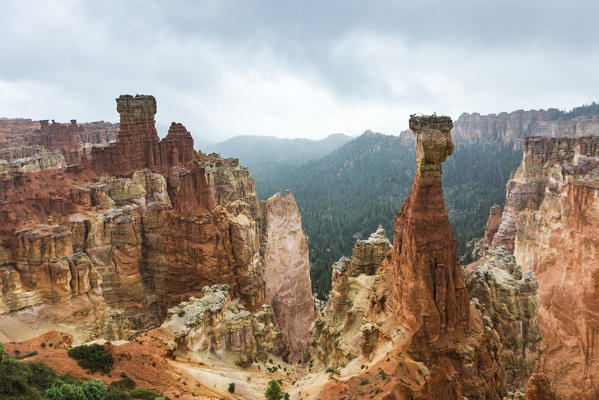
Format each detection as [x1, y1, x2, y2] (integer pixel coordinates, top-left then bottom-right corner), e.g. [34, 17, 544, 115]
[466, 247, 541, 392]
[159, 284, 287, 364]
[263, 190, 314, 361]
[310, 227, 390, 368]
[0, 150, 66, 173]
[349, 225, 391, 276]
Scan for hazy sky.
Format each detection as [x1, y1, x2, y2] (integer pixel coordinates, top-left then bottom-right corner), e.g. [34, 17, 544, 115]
[1, 0, 598, 143]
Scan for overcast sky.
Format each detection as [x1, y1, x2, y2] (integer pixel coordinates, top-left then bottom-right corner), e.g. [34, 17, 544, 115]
[1, 0, 598, 143]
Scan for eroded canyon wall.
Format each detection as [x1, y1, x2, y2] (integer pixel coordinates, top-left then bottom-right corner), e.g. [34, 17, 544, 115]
[452, 109, 599, 144]
[0, 96, 313, 360]
[486, 136, 599, 399]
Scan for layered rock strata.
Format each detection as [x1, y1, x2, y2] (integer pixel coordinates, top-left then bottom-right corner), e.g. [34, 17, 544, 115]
[452, 108, 599, 144]
[466, 247, 541, 392]
[0, 118, 117, 169]
[486, 136, 599, 399]
[90, 95, 195, 176]
[0, 95, 314, 360]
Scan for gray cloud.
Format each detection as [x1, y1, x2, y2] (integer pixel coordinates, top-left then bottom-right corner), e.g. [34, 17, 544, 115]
[1, 0, 598, 144]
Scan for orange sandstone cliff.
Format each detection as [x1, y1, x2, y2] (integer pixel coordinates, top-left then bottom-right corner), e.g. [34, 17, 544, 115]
[0, 95, 314, 364]
[483, 136, 599, 399]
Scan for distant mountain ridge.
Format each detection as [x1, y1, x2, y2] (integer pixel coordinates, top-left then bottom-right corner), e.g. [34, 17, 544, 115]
[205, 133, 352, 170]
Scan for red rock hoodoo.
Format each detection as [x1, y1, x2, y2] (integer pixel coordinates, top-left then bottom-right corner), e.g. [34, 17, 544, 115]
[317, 115, 504, 400]
[0, 95, 314, 362]
[391, 115, 469, 342]
[90, 95, 195, 176]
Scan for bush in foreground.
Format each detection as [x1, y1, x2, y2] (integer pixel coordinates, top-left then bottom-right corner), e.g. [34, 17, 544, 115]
[67, 344, 114, 373]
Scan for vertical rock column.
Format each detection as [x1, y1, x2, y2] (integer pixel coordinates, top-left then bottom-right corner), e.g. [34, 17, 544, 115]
[391, 115, 469, 346]
[92, 95, 162, 176]
[263, 190, 314, 361]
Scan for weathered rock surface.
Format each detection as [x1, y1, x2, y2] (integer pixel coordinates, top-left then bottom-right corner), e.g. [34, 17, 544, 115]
[487, 136, 599, 399]
[318, 116, 505, 400]
[524, 373, 553, 400]
[0, 118, 118, 168]
[452, 108, 599, 144]
[90, 95, 196, 176]
[203, 155, 262, 220]
[349, 225, 391, 276]
[0, 95, 313, 363]
[390, 116, 470, 339]
[263, 190, 313, 361]
[478, 204, 502, 257]
[156, 284, 287, 364]
[310, 227, 391, 368]
[466, 247, 541, 392]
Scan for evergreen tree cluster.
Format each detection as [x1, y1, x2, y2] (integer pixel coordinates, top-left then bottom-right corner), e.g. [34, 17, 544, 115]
[253, 133, 522, 298]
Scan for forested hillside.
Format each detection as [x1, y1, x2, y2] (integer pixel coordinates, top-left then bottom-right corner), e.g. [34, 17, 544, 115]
[205, 133, 352, 172]
[253, 132, 522, 298]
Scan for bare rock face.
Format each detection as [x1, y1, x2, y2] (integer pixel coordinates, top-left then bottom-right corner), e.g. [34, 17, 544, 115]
[0, 150, 66, 174]
[156, 284, 287, 364]
[391, 115, 468, 341]
[0, 95, 314, 354]
[466, 247, 541, 392]
[263, 190, 314, 361]
[350, 226, 391, 275]
[488, 136, 599, 399]
[319, 116, 504, 400]
[173, 161, 215, 215]
[0, 225, 103, 312]
[524, 373, 553, 400]
[451, 109, 599, 144]
[90, 95, 196, 176]
[310, 227, 391, 368]
[385, 115, 503, 399]
[478, 204, 502, 257]
[203, 155, 262, 220]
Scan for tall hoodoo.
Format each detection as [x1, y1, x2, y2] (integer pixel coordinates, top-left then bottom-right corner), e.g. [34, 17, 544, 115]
[319, 115, 503, 399]
[115, 94, 159, 144]
[392, 115, 469, 344]
[90, 95, 195, 176]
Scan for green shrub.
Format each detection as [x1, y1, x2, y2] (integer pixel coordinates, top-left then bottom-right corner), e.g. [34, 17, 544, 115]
[359, 378, 369, 385]
[130, 388, 161, 399]
[177, 310, 185, 317]
[28, 362, 62, 391]
[110, 376, 136, 390]
[0, 358, 34, 397]
[81, 380, 107, 400]
[265, 379, 284, 400]
[45, 383, 86, 400]
[228, 382, 235, 393]
[105, 388, 132, 400]
[0, 342, 5, 361]
[67, 344, 114, 373]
